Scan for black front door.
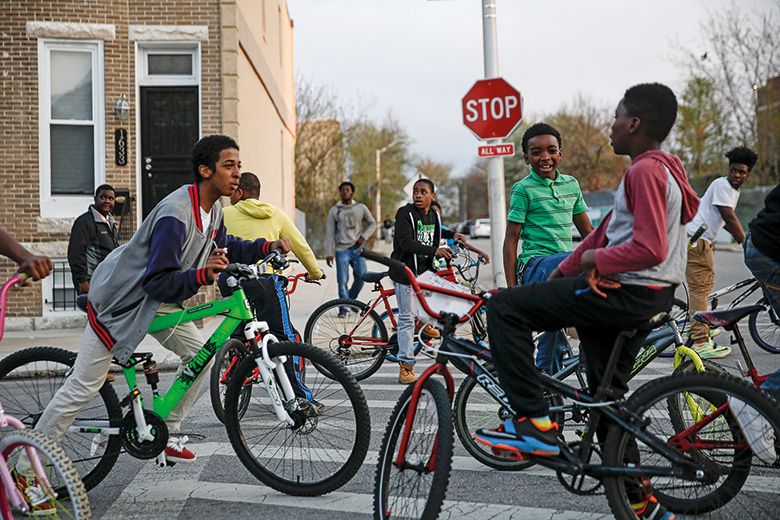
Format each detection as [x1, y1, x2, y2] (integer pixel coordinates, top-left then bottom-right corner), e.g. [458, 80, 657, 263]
[140, 86, 199, 218]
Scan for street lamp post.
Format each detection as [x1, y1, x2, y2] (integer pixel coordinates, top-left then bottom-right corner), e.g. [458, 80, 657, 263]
[376, 138, 406, 239]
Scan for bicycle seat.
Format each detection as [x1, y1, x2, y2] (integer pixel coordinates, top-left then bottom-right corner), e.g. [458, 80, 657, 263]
[76, 294, 88, 313]
[693, 305, 764, 328]
[362, 271, 388, 283]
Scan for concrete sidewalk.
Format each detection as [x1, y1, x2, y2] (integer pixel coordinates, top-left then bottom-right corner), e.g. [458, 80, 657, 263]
[0, 239, 399, 367]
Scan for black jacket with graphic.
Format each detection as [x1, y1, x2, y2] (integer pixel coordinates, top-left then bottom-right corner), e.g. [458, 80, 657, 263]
[67, 205, 121, 291]
[390, 203, 454, 284]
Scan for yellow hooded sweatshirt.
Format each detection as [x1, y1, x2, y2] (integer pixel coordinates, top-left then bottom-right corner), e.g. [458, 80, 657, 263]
[223, 199, 324, 279]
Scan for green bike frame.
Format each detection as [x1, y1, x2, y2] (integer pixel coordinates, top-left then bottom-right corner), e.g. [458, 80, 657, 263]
[120, 286, 255, 419]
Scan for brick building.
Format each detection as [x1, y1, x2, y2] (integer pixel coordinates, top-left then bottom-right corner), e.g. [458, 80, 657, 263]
[0, 0, 296, 329]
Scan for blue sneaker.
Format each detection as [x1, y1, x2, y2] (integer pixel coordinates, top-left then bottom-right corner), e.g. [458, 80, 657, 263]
[473, 417, 560, 456]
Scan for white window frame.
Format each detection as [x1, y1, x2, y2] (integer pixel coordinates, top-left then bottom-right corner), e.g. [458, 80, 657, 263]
[138, 43, 200, 86]
[41, 258, 81, 316]
[38, 39, 106, 218]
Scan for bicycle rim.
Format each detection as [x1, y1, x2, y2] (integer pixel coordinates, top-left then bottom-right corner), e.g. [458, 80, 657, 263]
[224, 341, 370, 496]
[603, 372, 780, 519]
[304, 299, 387, 380]
[374, 379, 453, 520]
[1, 428, 92, 519]
[0, 347, 122, 495]
[748, 301, 780, 354]
[209, 339, 250, 424]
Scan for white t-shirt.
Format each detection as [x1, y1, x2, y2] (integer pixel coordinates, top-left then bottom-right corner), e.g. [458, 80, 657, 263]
[685, 176, 740, 243]
[200, 207, 212, 234]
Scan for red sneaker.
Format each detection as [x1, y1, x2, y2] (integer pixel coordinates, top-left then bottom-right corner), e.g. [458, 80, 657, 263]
[163, 435, 196, 464]
[13, 470, 56, 516]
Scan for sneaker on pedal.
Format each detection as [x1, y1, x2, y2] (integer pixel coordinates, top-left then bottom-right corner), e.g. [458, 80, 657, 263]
[164, 435, 196, 464]
[292, 397, 325, 417]
[729, 396, 777, 465]
[632, 495, 675, 520]
[691, 338, 731, 359]
[13, 470, 56, 516]
[473, 417, 560, 456]
[399, 363, 417, 384]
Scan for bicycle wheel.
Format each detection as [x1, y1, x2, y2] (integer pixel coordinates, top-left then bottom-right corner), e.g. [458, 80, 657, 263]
[603, 372, 780, 519]
[748, 298, 780, 354]
[304, 298, 387, 380]
[209, 338, 251, 424]
[224, 341, 370, 496]
[453, 364, 565, 471]
[0, 428, 92, 519]
[374, 378, 453, 520]
[0, 347, 122, 495]
[659, 297, 689, 358]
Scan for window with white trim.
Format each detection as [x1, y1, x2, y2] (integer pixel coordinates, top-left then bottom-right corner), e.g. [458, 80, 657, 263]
[38, 39, 105, 218]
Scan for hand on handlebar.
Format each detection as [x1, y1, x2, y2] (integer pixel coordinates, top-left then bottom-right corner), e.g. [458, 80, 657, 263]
[435, 247, 453, 260]
[18, 254, 53, 284]
[304, 272, 324, 284]
[269, 237, 292, 254]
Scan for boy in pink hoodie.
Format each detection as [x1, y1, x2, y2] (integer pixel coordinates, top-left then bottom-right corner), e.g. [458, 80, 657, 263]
[475, 83, 699, 520]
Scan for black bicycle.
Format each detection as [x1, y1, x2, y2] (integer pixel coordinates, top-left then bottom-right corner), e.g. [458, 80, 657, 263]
[364, 248, 780, 520]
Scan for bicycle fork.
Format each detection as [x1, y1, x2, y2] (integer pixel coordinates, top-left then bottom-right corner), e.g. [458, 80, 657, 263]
[243, 321, 296, 427]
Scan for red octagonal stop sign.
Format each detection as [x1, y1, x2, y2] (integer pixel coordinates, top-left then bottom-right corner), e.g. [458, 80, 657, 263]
[462, 77, 523, 140]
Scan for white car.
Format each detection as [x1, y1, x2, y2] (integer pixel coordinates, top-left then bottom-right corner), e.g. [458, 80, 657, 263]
[470, 218, 491, 238]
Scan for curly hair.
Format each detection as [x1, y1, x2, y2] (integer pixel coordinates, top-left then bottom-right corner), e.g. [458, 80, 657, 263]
[521, 123, 562, 154]
[725, 146, 759, 171]
[190, 135, 239, 183]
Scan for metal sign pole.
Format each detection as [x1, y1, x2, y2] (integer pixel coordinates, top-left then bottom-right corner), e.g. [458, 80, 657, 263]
[482, 0, 507, 288]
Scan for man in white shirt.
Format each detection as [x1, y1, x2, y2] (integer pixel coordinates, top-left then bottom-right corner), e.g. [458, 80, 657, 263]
[686, 146, 758, 357]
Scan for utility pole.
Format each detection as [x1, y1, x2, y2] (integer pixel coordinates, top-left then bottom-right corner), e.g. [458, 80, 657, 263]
[481, 0, 507, 288]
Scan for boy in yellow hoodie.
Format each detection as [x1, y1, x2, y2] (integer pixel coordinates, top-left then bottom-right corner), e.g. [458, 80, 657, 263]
[219, 171, 325, 412]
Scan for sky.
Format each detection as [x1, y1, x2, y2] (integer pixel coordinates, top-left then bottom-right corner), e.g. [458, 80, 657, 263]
[287, 0, 775, 177]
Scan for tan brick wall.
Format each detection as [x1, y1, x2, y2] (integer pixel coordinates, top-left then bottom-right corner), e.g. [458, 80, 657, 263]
[0, 0, 225, 318]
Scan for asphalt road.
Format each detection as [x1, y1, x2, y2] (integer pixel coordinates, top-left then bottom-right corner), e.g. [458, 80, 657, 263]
[8, 240, 780, 519]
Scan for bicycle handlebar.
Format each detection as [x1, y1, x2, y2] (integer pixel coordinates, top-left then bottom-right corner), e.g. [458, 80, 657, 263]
[689, 223, 708, 245]
[0, 273, 27, 343]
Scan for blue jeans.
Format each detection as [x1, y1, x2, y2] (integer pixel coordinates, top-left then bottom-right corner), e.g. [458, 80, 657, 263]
[520, 252, 571, 374]
[394, 282, 416, 366]
[744, 232, 780, 401]
[336, 247, 367, 301]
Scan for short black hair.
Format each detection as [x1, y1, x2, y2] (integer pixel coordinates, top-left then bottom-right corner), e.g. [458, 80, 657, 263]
[190, 135, 239, 183]
[238, 172, 261, 196]
[414, 178, 435, 192]
[339, 181, 355, 192]
[725, 146, 759, 171]
[94, 184, 115, 197]
[622, 83, 677, 143]
[521, 123, 562, 154]
[430, 200, 442, 211]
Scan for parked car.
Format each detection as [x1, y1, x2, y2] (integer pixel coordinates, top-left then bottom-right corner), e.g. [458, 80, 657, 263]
[470, 218, 491, 238]
[460, 220, 475, 235]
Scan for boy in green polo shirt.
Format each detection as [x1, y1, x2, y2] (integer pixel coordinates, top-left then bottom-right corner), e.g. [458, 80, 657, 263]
[502, 122, 594, 374]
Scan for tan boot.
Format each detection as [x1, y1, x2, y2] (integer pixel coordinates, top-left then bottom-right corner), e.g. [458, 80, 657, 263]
[414, 320, 441, 339]
[399, 363, 417, 384]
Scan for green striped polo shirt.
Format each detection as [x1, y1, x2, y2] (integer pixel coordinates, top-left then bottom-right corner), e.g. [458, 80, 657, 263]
[508, 168, 588, 266]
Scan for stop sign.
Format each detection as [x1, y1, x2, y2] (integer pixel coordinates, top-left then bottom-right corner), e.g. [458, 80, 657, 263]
[462, 78, 523, 140]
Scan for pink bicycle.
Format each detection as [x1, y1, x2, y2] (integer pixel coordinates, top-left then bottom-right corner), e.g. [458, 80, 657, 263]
[0, 274, 91, 519]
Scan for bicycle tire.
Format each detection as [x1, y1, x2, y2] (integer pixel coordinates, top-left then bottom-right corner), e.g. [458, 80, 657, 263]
[224, 341, 370, 496]
[0, 347, 122, 495]
[748, 298, 780, 354]
[658, 297, 689, 358]
[1, 428, 92, 519]
[304, 298, 387, 380]
[209, 338, 251, 424]
[603, 372, 780, 519]
[374, 378, 453, 520]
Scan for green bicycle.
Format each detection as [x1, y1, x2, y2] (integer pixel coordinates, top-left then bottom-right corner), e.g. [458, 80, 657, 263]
[0, 249, 371, 497]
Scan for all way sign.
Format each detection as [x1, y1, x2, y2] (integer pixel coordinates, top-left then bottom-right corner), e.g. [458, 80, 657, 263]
[478, 143, 515, 158]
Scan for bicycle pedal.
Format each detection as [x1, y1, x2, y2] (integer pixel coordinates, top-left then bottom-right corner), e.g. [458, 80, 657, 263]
[155, 452, 176, 468]
[490, 447, 531, 461]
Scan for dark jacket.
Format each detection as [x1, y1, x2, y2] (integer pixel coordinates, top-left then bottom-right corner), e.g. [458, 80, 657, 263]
[390, 203, 454, 284]
[67, 205, 121, 291]
[749, 183, 780, 264]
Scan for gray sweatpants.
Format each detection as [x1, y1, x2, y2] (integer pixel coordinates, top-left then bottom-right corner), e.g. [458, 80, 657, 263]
[35, 303, 214, 443]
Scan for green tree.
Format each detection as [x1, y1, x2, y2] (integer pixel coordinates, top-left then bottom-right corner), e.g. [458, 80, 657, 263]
[669, 76, 728, 180]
